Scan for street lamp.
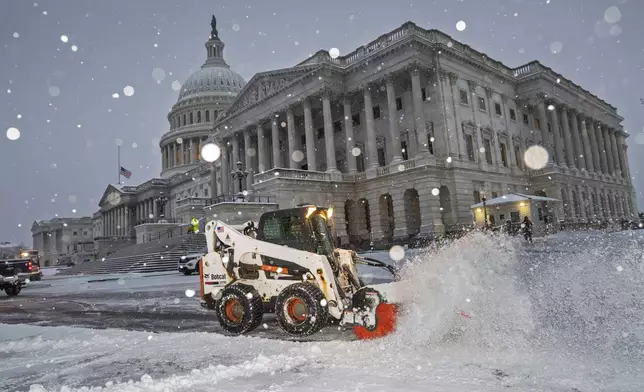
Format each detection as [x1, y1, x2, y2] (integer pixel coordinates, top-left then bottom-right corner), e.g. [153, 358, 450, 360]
[482, 196, 488, 229]
[231, 161, 248, 200]
[155, 191, 169, 222]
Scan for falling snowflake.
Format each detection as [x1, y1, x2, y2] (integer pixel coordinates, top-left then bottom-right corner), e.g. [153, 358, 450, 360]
[329, 48, 340, 59]
[456, 21, 467, 31]
[71, 45, 78, 52]
[6, 127, 20, 141]
[351, 147, 362, 157]
[112, 92, 120, 99]
[523, 145, 549, 170]
[201, 143, 221, 162]
[12, 32, 19, 38]
[232, 23, 241, 32]
[123, 86, 135, 96]
[389, 245, 405, 261]
[60, 35, 69, 43]
[48, 86, 60, 97]
[431, 188, 440, 196]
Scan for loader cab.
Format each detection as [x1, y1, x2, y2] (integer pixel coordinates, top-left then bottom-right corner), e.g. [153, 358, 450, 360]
[257, 205, 336, 259]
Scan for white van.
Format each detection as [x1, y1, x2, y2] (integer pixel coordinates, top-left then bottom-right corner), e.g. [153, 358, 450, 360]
[177, 253, 205, 275]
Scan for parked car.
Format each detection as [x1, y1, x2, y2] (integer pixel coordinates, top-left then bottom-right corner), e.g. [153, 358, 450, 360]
[178, 253, 204, 275]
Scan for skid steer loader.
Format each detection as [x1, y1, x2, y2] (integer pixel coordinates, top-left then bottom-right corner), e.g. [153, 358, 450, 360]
[199, 205, 411, 339]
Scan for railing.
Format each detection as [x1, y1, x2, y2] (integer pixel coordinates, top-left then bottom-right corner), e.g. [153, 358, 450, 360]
[204, 194, 276, 206]
[135, 218, 181, 225]
[254, 168, 339, 183]
[176, 197, 211, 208]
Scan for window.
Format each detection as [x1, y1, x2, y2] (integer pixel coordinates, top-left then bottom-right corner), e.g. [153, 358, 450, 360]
[197, 111, 202, 123]
[500, 143, 508, 167]
[262, 215, 305, 243]
[523, 113, 529, 125]
[377, 147, 386, 167]
[473, 190, 481, 204]
[484, 139, 492, 164]
[547, 122, 551, 132]
[301, 134, 306, 146]
[510, 109, 516, 121]
[535, 118, 541, 130]
[465, 134, 475, 162]
[396, 97, 403, 111]
[183, 114, 186, 126]
[492, 192, 498, 199]
[205, 110, 210, 122]
[421, 88, 427, 101]
[459, 89, 469, 105]
[478, 96, 486, 111]
[317, 128, 324, 139]
[495, 102, 502, 116]
[352, 113, 360, 126]
[356, 144, 365, 172]
[515, 146, 522, 168]
[373, 105, 381, 119]
[499, 214, 505, 221]
[510, 211, 520, 223]
[333, 121, 342, 133]
[189, 112, 194, 124]
[401, 140, 409, 161]
[73, 231, 78, 236]
[427, 134, 434, 155]
[204, 188, 208, 196]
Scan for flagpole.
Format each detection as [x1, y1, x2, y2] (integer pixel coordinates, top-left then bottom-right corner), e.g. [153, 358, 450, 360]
[117, 145, 121, 184]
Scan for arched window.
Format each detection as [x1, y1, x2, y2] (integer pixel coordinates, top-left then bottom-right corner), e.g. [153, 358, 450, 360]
[189, 112, 194, 125]
[197, 111, 202, 123]
[205, 110, 210, 122]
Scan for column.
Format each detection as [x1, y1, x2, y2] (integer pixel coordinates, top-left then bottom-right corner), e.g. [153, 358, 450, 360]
[609, 129, 621, 178]
[256, 123, 267, 173]
[578, 115, 594, 172]
[271, 116, 282, 168]
[535, 97, 553, 162]
[569, 109, 585, 170]
[286, 106, 297, 169]
[410, 67, 429, 155]
[560, 106, 575, 168]
[303, 99, 317, 171]
[595, 122, 608, 174]
[548, 102, 565, 165]
[448, 73, 466, 160]
[210, 161, 218, 198]
[244, 129, 253, 191]
[221, 140, 230, 196]
[585, 117, 601, 172]
[616, 134, 630, 180]
[385, 75, 402, 163]
[362, 86, 378, 169]
[501, 94, 516, 170]
[343, 98, 357, 173]
[322, 91, 339, 172]
[601, 125, 614, 176]
[153, 199, 159, 220]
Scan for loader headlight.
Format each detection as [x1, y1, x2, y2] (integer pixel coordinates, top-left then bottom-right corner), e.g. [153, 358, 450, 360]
[306, 206, 317, 218]
[327, 207, 334, 219]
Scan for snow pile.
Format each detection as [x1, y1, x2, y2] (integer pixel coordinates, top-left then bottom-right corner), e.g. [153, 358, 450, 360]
[393, 231, 535, 351]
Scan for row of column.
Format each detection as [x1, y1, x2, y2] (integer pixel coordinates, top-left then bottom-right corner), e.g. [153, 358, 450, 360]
[102, 199, 163, 237]
[102, 205, 129, 238]
[533, 98, 629, 179]
[563, 185, 634, 222]
[162, 137, 205, 170]
[215, 67, 433, 195]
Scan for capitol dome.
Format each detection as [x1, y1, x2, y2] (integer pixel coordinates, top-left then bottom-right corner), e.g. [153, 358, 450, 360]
[177, 66, 245, 103]
[159, 16, 245, 179]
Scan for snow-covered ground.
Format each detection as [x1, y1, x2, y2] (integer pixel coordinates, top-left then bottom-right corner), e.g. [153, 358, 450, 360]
[2, 230, 643, 391]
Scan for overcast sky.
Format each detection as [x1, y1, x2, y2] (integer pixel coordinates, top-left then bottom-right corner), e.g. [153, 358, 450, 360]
[1, 0, 643, 245]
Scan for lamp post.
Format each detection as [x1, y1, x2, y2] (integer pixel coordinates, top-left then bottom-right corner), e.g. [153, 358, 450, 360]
[231, 161, 248, 201]
[482, 196, 488, 229]
[155, 191, 169, 222]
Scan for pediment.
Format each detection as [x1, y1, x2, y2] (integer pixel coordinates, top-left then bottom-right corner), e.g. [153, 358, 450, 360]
[225, 66, 319, 116]
[98, 184, 130, 207]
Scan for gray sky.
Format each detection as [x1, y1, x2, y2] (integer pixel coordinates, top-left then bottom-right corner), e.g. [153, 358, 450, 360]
[1, 0, 643, 244]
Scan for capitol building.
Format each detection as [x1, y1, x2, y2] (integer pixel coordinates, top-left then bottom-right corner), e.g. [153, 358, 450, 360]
[32, 18, 639, 262]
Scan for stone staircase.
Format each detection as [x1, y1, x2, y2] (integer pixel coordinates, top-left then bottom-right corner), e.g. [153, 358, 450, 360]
[58, 234, 207, 276]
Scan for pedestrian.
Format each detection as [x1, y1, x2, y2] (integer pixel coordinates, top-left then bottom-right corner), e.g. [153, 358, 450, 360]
[522, 216, 533, 243]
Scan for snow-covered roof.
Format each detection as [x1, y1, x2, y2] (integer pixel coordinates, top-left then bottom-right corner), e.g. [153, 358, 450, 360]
[471, 193, 560, 208]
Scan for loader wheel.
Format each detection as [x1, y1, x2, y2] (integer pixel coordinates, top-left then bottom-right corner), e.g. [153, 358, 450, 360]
[275, 283, 328, 336]
[215, 284, 263, 335]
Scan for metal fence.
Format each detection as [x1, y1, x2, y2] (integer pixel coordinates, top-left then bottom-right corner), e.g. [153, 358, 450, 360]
[205, 194, 276, 206]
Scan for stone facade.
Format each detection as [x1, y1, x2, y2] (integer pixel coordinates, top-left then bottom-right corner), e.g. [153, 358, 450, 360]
[40, 20, 637, 255]
[209, 21, 637, 247]
[31, 217, 94, 265]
